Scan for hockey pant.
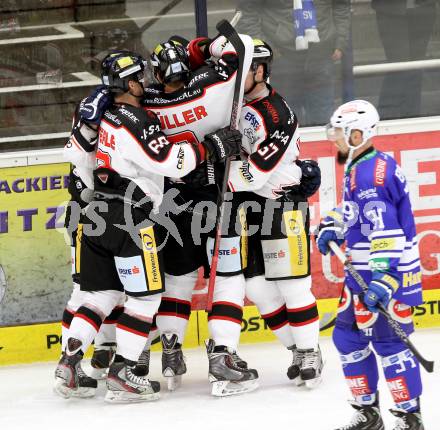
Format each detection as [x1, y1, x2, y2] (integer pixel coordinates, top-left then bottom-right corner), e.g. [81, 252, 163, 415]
[246, 275, 319, 350]
[61, 283, 124, 351]
[333, 286, 422, 412]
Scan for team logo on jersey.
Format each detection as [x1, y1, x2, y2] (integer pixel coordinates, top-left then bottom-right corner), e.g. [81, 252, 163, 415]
[374, 158, 387, 186]
[353, 294, 378, 329]
[387, 299, 412, 324]
[243, 127, 256, 144]
[337, 285, 352, 314]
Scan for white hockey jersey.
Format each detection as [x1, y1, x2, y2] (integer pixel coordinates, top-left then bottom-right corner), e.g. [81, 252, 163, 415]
[228, 86, 302, 199]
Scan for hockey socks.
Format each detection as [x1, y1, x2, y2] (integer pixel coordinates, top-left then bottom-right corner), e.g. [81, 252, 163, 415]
[246, 275, 295, 348]
[208, 274, 244, 350]
[276, 277, 320, 350]
[116, 312, 152, 362]
[260, 305, 294, 348]
[156, 272, 196, 344]
[68, 306, 104, 353]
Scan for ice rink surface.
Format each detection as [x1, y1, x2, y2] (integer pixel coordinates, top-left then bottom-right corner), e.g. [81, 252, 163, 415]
[0, 329, 439, 430]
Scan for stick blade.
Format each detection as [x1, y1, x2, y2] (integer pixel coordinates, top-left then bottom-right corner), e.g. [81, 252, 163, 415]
[419, 357, 435, 373]
[215, 19, 235, 37]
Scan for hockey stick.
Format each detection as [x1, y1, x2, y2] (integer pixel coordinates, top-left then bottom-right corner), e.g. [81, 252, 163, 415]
[206, 20, 246, 312]
[328, 241, 434, 373]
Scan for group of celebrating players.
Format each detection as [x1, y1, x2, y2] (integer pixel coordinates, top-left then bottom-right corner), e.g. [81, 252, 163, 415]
[53, 23, 426, 430]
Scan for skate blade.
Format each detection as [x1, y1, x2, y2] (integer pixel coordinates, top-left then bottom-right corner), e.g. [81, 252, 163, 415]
[210, 379, 259, 397]
[89, 367, 108, 380]
[53, 378, 74, 399]
[54, 378, 96, 399]
[304, 375, 322, 389]
[104, 389, 160, 404]
[166, 375, 182, 391]
[292, 376, 305, 387]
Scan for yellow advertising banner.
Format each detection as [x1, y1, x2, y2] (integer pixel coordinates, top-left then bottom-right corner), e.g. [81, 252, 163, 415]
[1, 289, 439, 366]
[0, 163, 72, 326]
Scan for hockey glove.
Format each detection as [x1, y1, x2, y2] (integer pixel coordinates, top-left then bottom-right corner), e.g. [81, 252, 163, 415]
[79, 85, 113, 125]
[364, 272, 399, 313]
[181, 160, 224, 188]
[187, 37, 211, 70]
[315, 208, 345, 255]
[202, 127, 242, 163]
[283, 159, 321, 200]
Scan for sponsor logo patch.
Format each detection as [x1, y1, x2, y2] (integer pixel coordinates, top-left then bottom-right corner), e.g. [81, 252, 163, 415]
[387, 377, 410, 402]
[347, 375, 371, 396]
[371, 238, 396, 252]
[388, 299, 413, 324]
[374, 158, 387, 186]
[353, 295, 378, 329]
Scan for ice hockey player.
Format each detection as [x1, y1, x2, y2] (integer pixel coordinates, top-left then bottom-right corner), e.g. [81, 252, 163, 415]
[146, 36, 259, 396]
[317, 100, 425, 429]
[55, 51, 241, 403]
[79, 35, 260, 397]
[223, 39, 323, 388]
[61, 97, 126, 383]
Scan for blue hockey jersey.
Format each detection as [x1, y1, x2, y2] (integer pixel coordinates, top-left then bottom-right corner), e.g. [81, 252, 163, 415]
[342, 148, 423, 306]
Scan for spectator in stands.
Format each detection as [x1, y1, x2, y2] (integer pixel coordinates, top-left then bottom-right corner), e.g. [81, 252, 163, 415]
[372, 0, 438, 119]
[237, 0, 351, 126]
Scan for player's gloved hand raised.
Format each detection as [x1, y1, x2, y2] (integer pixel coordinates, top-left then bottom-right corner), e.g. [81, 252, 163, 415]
[283, 159, 321, 200]
[79, 85, 113, 125]
[315, 208, 345, 255]
[202, 127, 242, 163]
[187, 37, 211, 70]
[364, 272, 399, 313]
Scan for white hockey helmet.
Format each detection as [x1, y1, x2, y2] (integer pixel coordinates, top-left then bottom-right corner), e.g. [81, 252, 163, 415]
[326, 100, 380, 151]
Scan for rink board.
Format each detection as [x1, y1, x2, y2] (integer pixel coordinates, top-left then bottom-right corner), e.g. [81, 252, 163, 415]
[1, 288, 439, 366]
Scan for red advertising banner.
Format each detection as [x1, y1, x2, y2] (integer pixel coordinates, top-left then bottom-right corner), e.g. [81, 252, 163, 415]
[191, 131, 440, 309]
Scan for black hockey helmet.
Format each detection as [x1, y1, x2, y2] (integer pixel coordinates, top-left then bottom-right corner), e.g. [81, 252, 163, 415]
[251, 39, 273, 81]
[101, 51, 148, 93]
[150, 40, 190, 84]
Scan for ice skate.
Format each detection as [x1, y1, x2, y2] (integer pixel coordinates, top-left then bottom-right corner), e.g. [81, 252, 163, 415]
[287, 345, 303, 385]
[205, 339, 259, 397]
[299, 345, 323, 388]
[334, 400, 384, 430]
[54, 339, 97, 399]
[90, 342, 116, 379]
[161, 333, 186, 391]
[105, 360, 160, 403]
[390, 408, 425, 430]
[135, 348, 150, 376]
[231, 350, 248, 369]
